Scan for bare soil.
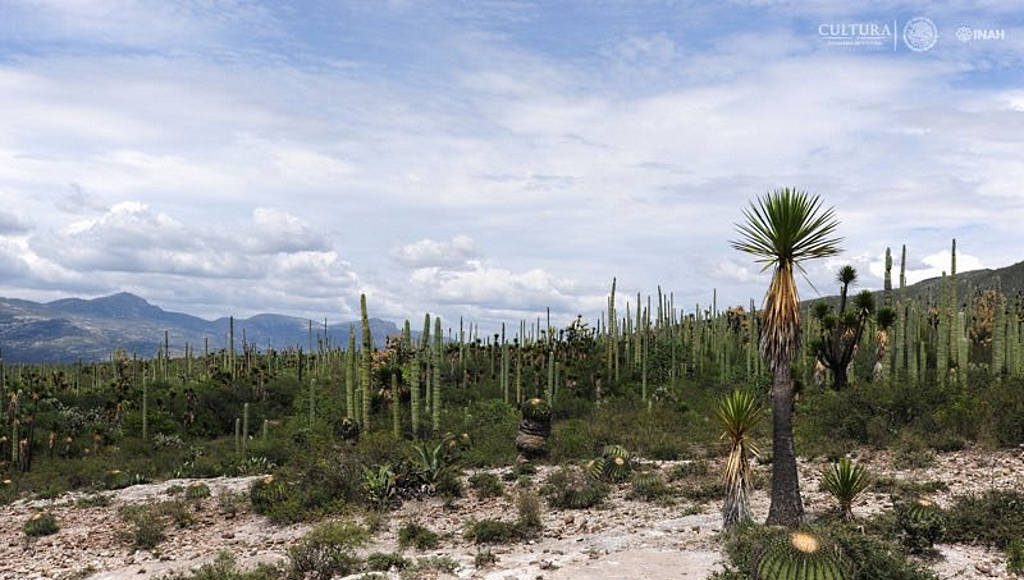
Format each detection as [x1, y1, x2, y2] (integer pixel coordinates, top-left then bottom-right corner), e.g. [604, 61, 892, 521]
[2, 447, 1021, 580]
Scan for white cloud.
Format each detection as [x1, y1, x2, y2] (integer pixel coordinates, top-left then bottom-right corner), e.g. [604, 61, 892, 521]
[0, 2, 1022, 330]
[392, 236, 478, 269]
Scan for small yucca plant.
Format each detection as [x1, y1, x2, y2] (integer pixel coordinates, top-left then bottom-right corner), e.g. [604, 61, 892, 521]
[717, 390, 762, 529]
[821, 457, 870, 520]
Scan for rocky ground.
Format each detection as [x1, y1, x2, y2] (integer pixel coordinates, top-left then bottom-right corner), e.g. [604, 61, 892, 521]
[1, 448, 1021, 580]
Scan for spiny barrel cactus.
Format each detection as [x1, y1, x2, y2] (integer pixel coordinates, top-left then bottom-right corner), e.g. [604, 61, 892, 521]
[757, 531, 850, 580]
[894, 496, 945, 553]
[516, 398, 552, 459]
[584, 445, 634, 483]
[521, 398, 551, 422]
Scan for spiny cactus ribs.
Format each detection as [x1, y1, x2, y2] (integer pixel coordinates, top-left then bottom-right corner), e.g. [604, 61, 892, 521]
[757, 531, 850, 580]
[516, 398, 552, 458]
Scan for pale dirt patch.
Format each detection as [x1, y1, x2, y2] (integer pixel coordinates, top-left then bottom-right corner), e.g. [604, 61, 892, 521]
[1, 448, 1020, 579]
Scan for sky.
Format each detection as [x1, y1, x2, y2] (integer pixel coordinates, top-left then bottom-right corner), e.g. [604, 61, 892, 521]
[0, 1, 1022, 332]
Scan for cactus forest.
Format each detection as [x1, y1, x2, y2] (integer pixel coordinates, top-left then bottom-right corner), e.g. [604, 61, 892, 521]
[2, 190, 1024, 579]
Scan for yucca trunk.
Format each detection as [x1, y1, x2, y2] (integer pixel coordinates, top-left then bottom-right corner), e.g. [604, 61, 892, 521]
[722, 444, 753, 528]
[762, 263, 804, 526]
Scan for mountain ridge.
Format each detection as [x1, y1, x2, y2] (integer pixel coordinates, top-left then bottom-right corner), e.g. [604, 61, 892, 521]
[0, 293, 399, 364]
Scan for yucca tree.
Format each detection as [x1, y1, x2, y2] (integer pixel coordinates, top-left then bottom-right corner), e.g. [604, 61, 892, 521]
[821, 457, 870, 520]
[732, 188, 842, 526]
[717, 390, 762, 529]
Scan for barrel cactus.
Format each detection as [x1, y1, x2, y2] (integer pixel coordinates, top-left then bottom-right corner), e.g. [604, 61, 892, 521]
[894, 496, 945, 553]
[516, 399, 552, 459]
[521, 398, 551, 422]
[757, 531, 850, 580]
[599, 445, 632, 482]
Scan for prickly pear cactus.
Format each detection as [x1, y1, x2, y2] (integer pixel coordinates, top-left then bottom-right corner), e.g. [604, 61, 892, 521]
[757, 531, 850, 580]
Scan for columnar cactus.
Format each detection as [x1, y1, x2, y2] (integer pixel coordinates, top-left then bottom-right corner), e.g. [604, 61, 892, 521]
[432, 316, 442, 433]
[360, 294, 372, 429]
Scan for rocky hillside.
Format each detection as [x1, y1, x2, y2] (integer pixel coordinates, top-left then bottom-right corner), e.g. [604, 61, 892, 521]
[0, 292, 398, 363]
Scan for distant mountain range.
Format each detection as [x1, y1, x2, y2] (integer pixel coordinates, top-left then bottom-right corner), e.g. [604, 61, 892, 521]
[805, 259, 1024, 308]
[2, 259, 1022, 364]
[0, 292, 398, 363]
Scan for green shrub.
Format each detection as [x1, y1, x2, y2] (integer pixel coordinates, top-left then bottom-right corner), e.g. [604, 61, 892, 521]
[679, 477, 726, 503]
[630, 472, 672, 501]
[286, 521, 367, 580]
[218, 491, 246, 518]
[120, 505, 167, 550]
[1006, 538, 1024, 577]
[464, 519, 520, 544]
[185, 482, 211, 500]
[24, 512, 59, 537]
[434, 470, 463, 500]
[542, 467, 608, 509]
[250, 475, 288, 514]
[468, 473, 504, 499]
[162, 551, 281, 580]
[945, 490, 1024, 549]
[365, 552, 410, 572]
[474, 548, 498, 569]
[892, 431, 935, 470]
[75, 493, 112, 508]
[668, 460, 709, 481]
[397, 522, 439, 551]
[515, 491, 543, 532]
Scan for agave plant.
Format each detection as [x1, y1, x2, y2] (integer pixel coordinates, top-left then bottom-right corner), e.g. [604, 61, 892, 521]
[411, 441, 450, 488]
[717, 390, 762, 529]
[821, 457, 870, 520]
[362, 464, 397, 510]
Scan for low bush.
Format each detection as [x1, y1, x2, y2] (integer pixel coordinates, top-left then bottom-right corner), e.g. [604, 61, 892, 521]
[185, 482, 211, 500]
[1006, 538, 1024, 577]
[24, 512, 59, 537]
[365, 551, 410, 572]
[542, 467, 608, 509]
[286, 521, 367, 580]
[120, 505, 167, 550]
[464, 519, 520, 544]
[468, 473, 504, 499]
[161, 551, 281, 580]
[630, 472, 672, 501]
[397, 522, 439, 551]
[945, 490, 1024, 549]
